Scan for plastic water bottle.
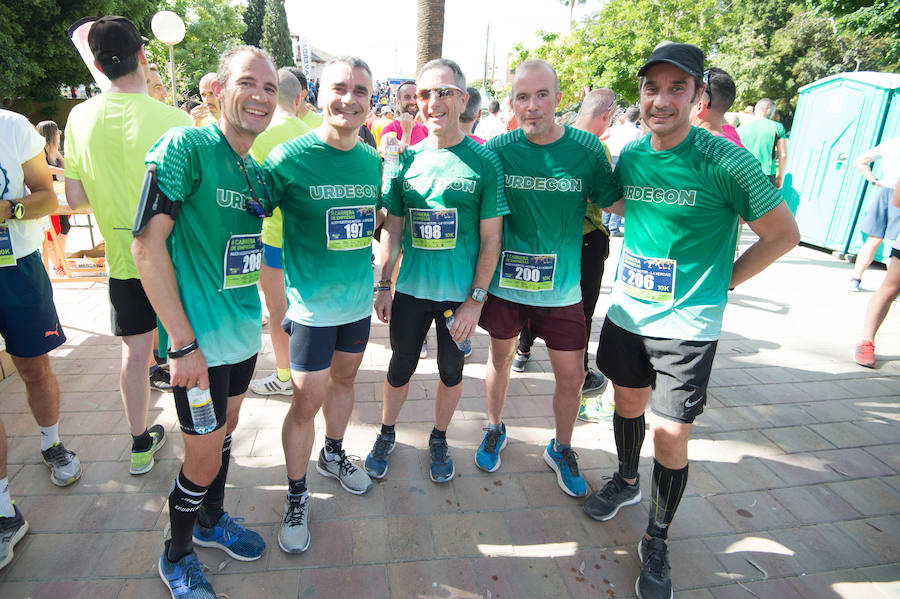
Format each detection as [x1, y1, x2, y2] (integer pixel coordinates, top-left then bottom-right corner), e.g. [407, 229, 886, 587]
[187, 387, 216, 434]
[443, 309, 472, 354]
[383, 135, 400, 182]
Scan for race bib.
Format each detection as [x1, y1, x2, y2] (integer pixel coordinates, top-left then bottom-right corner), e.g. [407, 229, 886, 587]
[0, 226, 14, 267]
[409, 207, 457, 249]
[499, 251, 556, 291]
[326, 206, 375, 250]
[620, 250, 676, 302]
[222, 234, 262, 289]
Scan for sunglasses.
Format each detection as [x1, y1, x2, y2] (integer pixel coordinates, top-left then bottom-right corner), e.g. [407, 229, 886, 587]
[416, 84, 463, 101]
[702, 70, 713, 107]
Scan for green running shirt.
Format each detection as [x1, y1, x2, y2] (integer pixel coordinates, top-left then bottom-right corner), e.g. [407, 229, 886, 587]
[485, 126, 620, 307]
[382, 136, 510, 302]
[145, 125, 265, 366]
[609, 127, 783, 341]
[266, 132, 382, 326]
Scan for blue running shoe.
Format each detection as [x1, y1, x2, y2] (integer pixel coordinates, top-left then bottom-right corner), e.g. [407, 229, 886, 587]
[158, 541, 215, 599]
[543, 440, 587, 497]
[428, 437, 455, 483]
[192, 512, 265, 561]
[475, 423, 507, 473]
[364, 433, 396, 479]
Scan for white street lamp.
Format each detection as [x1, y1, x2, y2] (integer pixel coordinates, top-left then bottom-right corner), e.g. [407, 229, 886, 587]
[151, 11, 186, 106]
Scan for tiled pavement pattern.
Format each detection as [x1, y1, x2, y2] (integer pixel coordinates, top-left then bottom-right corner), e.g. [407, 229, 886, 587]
[0, 236, 898, 598]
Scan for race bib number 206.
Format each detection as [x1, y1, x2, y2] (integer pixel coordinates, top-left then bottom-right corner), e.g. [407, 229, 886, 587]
[620, 250, 676, 302]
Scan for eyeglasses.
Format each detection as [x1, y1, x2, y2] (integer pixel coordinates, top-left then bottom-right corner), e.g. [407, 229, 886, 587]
[702, 70, 713, 107]
[415, 84, 463, 102]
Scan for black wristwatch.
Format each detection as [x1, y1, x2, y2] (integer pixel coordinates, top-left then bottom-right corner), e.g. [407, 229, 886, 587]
[6, 199, 24, 220]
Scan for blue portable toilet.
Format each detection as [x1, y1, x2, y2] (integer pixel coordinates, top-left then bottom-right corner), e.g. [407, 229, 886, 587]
[781, 72, 900, 261]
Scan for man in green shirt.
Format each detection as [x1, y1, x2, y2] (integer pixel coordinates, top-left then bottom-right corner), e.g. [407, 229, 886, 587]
[475, 60, 620, 498]
[738, 98, 788, 188]
[265, 57, 381, 555]
[65, 16, 192, 476]
[367, 58, 507, 484]
[584, 42, 799, 599]
[132, 45, 278, 599]
[247, 68, 312, 397]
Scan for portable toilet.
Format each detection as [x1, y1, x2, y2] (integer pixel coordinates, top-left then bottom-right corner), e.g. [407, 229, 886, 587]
[780, 72, 900, 261]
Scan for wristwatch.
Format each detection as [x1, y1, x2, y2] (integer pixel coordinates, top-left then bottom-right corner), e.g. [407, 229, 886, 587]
[6, 199, 24, 220]
[470, 287, 488, 303]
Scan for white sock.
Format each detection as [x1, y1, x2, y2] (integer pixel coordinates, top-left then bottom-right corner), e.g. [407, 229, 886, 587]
[39, 423, 60, 451]
[0, 477, 14, 517]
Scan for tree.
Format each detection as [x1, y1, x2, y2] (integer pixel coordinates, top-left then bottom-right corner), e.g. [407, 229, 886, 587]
[0, 0, 157, 104]
[416, 0, 445, 74]
[242, 0, 264, 47]
[809, 0, 900, 71]
[145, 0, 246, 101]
[261, 0, 294, 68]
[559, 0, 587, 26]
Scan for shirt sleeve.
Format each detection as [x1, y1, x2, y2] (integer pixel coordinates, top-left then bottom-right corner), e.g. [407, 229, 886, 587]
[775, 122, 787, 140]
[145, 127, 199, 204]
[478, 147, 509, 220]
[589, 143, 622, 209]
[715, 143, 783, 222]
[263, 144, 291, 210]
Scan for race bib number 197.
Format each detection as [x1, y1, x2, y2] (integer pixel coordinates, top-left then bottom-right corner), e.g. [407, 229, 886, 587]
[620, 250, 676, 302]
[326, 206, 375, 250]
[222, 234, 262, 289]
[498, 251, 556, 291]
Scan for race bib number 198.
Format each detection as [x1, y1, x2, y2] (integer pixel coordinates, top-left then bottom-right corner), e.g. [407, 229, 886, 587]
[223, 234, 262, 289]
[326, 206, 375, 250]
[410, 208, 457, 249]
[620, 250, 676, 302]
[498, 251, 556, 291]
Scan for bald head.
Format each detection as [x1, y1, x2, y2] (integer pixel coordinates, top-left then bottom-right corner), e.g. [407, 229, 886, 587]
[199, 71, 219, 115]
[574, 88, 616, 137]
[512, 59, 559, 96]
[277, 67, 303, 111]
[755, 98, 775, 119]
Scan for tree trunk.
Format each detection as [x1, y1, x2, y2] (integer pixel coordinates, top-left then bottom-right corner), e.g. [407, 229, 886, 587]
[416, 0, 445, 74]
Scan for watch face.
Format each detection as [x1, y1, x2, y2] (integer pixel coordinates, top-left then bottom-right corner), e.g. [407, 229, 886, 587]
[13, 202, 24, 219]
[472, 288, 487, 302]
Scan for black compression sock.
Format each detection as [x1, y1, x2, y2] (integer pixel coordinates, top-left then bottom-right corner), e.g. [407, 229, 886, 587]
[132, 429, 152, 452]
[647, 460, 689, 540]
[324, 436, 343, 457]
[380, 424, 395, 437]
[198, 434, 231, 528]
[288, 476, 307, 498]
[613, 412, 645, 480]
[167, 469, 208, 563]
[430, 427, 446, 440]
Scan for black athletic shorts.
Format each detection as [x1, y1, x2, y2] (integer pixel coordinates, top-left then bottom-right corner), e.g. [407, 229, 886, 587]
[173, 354, 257, 435]
[0, 251, 66, 358]
[283, 316, 370, 372]
[109, 277, 156, 337]
[387, 292, 464, 388]
[596, 318, 717, 423]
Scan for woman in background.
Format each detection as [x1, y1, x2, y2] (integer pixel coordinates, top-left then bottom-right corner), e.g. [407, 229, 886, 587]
[36, 120, 68, 276]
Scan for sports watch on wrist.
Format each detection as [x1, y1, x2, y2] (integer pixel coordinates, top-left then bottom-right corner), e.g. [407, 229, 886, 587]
[6, 199, 24, 220]
[470, 287, 488, 303]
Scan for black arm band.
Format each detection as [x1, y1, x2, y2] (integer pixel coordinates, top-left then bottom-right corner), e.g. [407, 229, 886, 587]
[132, 164, 180, 237]
[168, 339, 199, 359]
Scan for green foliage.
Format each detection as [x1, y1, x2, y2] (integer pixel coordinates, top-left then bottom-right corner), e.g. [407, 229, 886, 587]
[0, 0, 157, 103]
[242, 0, 264, 47]
[808, 0, 900, 71]
[144, 0, 246, 102]
[261, 0, 294, 68]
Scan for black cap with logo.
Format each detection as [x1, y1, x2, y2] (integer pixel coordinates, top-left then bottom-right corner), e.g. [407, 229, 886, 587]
[88, 16, 147, 67]
[637, 42, 704, 79]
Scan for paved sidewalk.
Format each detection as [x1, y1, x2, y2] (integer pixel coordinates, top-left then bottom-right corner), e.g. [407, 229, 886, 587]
[0, 236, 898, 598]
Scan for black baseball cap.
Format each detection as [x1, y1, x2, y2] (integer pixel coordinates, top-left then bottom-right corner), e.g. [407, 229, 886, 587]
[637, 42, 704, 79]
[88, 16, 147, 67]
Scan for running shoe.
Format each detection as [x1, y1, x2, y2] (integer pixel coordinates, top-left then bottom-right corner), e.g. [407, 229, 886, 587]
[249, 372, 292, 396]
[854, 340, 876, 368]
[583, 472, 642, 520]
[848, 277, 861, 292]
[130, 424, 167, 475]
[511, 352, 529, 372]
[420, 341, 428, 359]
[41, 442, 82, 487]
[0, 505, 28, 570]
[192, 512, 265, 561]
[582, 368, 608, 394]
[364, 433, 396, 479]
[543, 441, 587, 497]
[278, 495, 310, 554]
[578, 394, 615, 423]
[636, 536, 673, 599]
[475, 423, 507, 472]
[316, 449, 373, 495]
[428, 437, 455, 483]
[150, 367, 173, 392]
[158, 540, 215, 599]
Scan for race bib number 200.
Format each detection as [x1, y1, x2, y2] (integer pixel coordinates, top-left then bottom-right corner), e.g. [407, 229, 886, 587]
[222, 234, 262, 289]
[620, 250, 676, 302]
[498, 251, 556, 291]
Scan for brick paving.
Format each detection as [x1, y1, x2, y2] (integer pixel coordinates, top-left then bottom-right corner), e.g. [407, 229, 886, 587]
[1, 236, 899, 598]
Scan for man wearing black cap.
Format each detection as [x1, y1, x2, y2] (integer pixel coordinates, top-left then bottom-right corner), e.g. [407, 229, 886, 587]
[584, 42, 800, 599]
[64, 16, 191, 476]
